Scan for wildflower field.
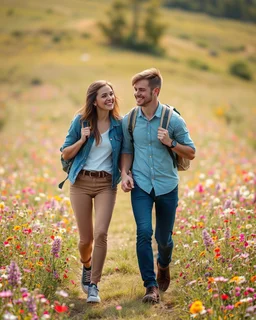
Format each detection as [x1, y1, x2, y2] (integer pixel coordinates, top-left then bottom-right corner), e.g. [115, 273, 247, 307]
[0, 1, 256, 319]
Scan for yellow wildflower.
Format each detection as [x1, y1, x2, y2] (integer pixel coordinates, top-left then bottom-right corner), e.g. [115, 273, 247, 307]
[229, 276, 246, 284]
[190, 300, 204, 314]
[234, 301, 242, 308]
[199, 251, 205, 257]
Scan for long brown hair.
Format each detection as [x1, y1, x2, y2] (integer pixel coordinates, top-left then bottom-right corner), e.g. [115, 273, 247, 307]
[76, 80, 121, 145]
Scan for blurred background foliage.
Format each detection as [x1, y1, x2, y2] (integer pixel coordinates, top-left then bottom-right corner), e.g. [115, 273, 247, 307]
[164, 0, 256, 22]
[0, 0, 255, 150]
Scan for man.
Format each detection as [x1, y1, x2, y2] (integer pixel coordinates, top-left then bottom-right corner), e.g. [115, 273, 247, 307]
[121, 68, 195, 303]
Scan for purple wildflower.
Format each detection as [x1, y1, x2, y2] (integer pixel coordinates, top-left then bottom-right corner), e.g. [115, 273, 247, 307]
[223, 199, 232, 209]
[224, 228, 230, 241]
[202, 229, 214, 248]
[215, 183, 221, 191]
[8, 261, 21, 287]
[235, 189, 240, 200]
[51, 238, 61, 257]
[59, 205, 65, 214]
[27, 295, 37, 314]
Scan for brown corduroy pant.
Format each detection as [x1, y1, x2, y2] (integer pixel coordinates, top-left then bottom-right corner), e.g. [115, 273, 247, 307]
[70, 172, 117, 284]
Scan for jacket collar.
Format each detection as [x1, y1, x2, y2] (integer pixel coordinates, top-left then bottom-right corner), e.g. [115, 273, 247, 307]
[110, 116, 121, 128]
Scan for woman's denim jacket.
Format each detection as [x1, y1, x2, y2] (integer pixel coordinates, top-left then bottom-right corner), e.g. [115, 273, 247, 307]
[60, 114, 123, 188]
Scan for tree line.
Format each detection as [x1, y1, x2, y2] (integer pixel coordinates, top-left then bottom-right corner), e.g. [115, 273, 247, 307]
[163, 0, 256, 22]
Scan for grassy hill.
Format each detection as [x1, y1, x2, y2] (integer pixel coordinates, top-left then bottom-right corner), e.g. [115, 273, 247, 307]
[0, 1, 255, 319]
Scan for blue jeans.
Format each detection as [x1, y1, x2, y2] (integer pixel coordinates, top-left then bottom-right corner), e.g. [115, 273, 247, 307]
[131, 183, 178, 288]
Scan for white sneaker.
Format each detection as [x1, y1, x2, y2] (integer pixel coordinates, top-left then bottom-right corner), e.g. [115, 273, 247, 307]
[87, 284, 101, 303]
[81, 266, 91, 293]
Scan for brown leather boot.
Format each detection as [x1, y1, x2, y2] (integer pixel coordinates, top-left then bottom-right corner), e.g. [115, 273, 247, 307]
[157, 263, 170, 292]
[142, 286, 160, 304]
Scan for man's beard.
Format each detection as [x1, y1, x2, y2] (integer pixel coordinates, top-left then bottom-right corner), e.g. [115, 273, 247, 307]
[136, 91, 153, 107]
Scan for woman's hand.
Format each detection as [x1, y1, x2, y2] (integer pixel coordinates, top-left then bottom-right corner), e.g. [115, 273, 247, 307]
[121, 172, 134, 192]
[81, 126, 91, 143]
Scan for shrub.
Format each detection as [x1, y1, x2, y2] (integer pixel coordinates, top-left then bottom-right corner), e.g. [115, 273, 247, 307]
[7, 9, 14, 16]
[30, 78, 43, 86]
[188, 59, 210, 71]
[178, 33, 191, 40]
[223, 45, 245, 53]
[81, 32, 91, 39]
[0, 103, 8, 131]
[11, 30, 23, 38]
[229, 61, 252, 80]
[196, 40, 208, 48]
[52, 35, 62, 43]
[209, 49, 219, 57]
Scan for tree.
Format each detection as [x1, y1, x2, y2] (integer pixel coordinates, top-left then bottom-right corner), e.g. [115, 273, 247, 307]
[99, 0, 166, 54]
[130, 0, 140, 45]
[98, 0, 127, 45]
[143, 0, 166, 47]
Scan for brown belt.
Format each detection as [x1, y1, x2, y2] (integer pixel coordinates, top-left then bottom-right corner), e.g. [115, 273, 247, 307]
[79, 170, 111, 178]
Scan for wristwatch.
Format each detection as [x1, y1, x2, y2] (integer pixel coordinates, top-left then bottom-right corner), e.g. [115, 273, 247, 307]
[170, 140, 177, 149]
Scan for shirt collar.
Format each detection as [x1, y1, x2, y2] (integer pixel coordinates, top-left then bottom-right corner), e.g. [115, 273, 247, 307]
[138, 102, 162, 119]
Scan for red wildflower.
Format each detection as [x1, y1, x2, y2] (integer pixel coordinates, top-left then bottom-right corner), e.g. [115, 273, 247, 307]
[221, 294, 229, 300]
[54, 305, 68, 313]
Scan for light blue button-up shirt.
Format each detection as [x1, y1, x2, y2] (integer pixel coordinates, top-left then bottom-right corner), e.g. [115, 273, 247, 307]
[122, 102, 195, 196]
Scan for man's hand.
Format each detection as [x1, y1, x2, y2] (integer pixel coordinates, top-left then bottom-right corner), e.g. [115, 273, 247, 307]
[121, 172, 134, 192]
[157, 127, 172, 147]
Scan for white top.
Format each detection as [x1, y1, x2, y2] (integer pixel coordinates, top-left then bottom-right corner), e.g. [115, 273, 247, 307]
[83, 129, 112, 174]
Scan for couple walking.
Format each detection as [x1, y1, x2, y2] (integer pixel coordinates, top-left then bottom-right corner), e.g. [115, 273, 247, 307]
[60, 68, 196, 303]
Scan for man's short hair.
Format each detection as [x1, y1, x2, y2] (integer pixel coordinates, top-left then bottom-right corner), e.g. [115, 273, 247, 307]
[131, 68, 163, 90]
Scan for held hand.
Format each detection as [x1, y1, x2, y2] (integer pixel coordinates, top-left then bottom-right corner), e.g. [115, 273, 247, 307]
[157, 127, 172, 147]
[81, 127, 91, 143]
[121, 173, 134, 193]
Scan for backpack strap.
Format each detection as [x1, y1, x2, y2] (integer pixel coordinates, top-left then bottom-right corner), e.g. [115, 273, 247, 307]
[128, 107, 139, 143]
[160, 104, 177, 168]
[160, 104, 173, 129]
[58, 176, 68, 189]
[59, 119, 89, 189]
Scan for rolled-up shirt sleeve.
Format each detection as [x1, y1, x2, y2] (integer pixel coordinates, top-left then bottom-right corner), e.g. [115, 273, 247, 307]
[121, 115, 133, 154]
[60, 115, 80, 152]
[173, 116, 196, 151]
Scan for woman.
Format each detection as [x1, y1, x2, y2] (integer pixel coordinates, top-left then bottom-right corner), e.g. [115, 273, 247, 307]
[60, 80, 123, 303]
